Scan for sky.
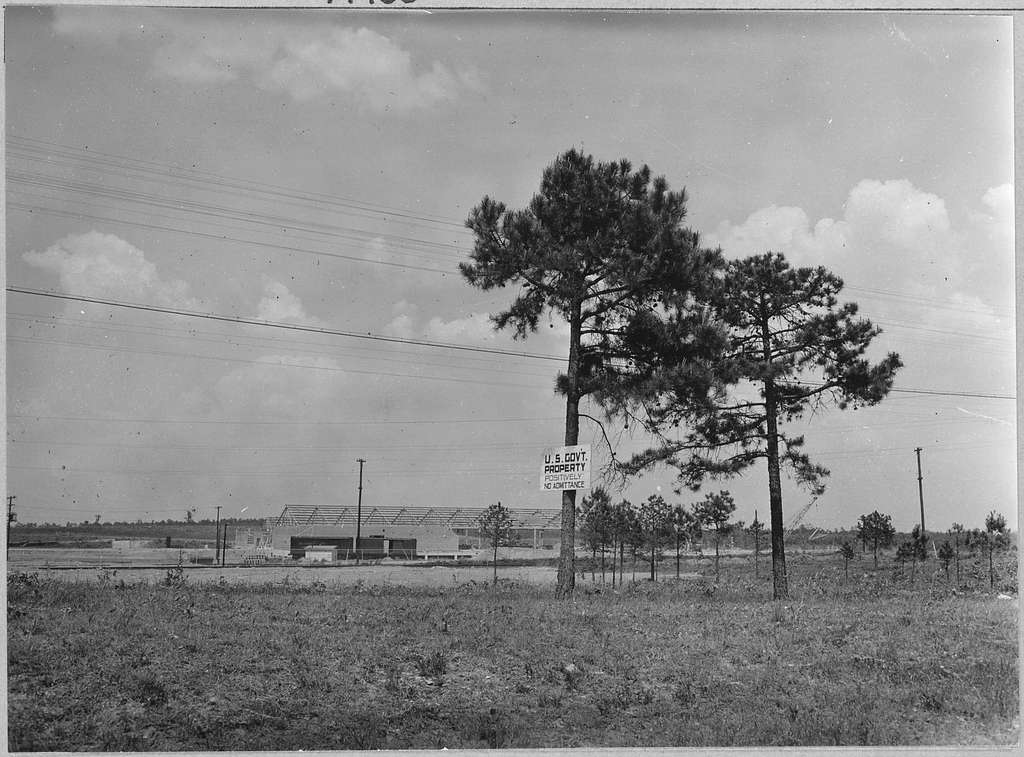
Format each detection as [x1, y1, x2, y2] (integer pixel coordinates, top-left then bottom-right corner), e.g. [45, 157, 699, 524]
[4, 7, 1016, 534]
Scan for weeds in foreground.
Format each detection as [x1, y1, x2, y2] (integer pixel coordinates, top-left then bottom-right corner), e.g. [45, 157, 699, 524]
[6, 566, 1018, 751]
[415, 649, 449, 685]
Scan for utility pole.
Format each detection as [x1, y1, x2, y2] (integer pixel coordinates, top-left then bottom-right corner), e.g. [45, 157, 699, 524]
[915, 447, 925, 534]
[7, 495, 16, 557]
[214, 505, 222, 565]
[356, 458, 366, 560]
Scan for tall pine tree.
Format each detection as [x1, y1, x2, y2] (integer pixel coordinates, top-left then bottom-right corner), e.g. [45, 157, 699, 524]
[610, 252, 901, 599]
[461, 148, 720, 597]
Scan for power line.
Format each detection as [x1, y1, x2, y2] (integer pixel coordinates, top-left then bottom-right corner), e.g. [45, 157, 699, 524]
[8, 202, 459, 275]
[10, 137, 1013, 327]
[9, 286, 1014, 400]
[6, 312, 558, 380]
[8, 172, 468, 256]
[8, 134, 472, 231]
[8, 334, 556, 390]
[8, 413, 558, 426]
[6, 286, 565, 362]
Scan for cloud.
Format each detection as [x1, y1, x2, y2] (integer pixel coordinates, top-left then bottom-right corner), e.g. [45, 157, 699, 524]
[256, 276, 324, 326]
[23, 231, 200, 309]
[383, 303, 499, 345]
[52, 8, 478, 111]
[422, 313, 498, 344]
[705, 179, 1012, 305]
[382, 300, 418, 339]
[842, 179, 951, 255]
[980, 183, 1013, 220]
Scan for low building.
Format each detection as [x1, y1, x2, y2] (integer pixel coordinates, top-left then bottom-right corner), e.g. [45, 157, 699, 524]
[246, 504, 563, 560]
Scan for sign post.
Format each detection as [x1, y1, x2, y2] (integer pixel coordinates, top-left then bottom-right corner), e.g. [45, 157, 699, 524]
[540, 444, 592, 492]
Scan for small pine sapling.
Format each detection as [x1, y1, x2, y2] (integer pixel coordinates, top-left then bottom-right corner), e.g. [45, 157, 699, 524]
[838, 541, 856, 581]
[937, 540, 955, 583]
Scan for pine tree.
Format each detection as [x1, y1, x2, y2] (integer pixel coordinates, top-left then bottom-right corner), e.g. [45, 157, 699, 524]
[578, 487, 613, 582]
[838, 541, 856, 581]
[636, 494, 673, 581]
[937, 540, 955, 582]
[746, 512, 766, 578]
[461, 148, 720, 598]
[671, 504, 701, 580]
[983, 510, 1009, 589]
[856, 511, 897, 568]
[693, 490, 737, 583]
[477, 502, 516, 586]
[613, 253, 901, 599]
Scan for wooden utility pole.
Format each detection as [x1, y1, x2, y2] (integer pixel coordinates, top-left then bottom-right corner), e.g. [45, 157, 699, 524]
[214, 505, 222, 565]
[7, 495, 16, 557]
[914, 447, 925, 534]
[356, 458, 366, 559]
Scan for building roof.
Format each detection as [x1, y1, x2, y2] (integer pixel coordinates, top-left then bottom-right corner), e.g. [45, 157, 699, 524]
[269, 504, 563, 530]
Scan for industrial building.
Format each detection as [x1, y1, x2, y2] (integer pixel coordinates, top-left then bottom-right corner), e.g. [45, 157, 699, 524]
[240, 504, 564, 561]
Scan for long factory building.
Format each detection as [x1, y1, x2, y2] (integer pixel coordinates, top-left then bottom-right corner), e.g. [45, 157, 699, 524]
[242, 504, 564, 561]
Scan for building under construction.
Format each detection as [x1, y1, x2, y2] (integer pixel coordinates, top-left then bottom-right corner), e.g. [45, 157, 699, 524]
[240, 504, 564, 561]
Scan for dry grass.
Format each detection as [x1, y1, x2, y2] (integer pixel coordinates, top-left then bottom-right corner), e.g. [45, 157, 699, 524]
[6, 552, 1018, 751]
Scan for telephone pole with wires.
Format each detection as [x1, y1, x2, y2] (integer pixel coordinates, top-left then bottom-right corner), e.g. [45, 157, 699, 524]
[214, 505, 222, 565]
[7, 495, 16, 557]
[356, 458, 366, 560]
[915, 447, 926, 534]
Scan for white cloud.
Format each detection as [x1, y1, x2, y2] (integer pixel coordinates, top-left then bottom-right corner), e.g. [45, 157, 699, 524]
[256, 276, 323, 326]
[705, 179, 989, 300]
[422, 313, 497, 343]
[980, 183, 1013, 220]
[257, 28, 466, 110]
[382, 300, 418, 339]
[842, 179, 951, 255]
[383, 305, 499, 346]
[23, 231, 200, 309]
[53, 8, 477, 111]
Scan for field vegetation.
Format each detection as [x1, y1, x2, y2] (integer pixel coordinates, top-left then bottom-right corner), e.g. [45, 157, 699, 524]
[7, 550, 1017, 751]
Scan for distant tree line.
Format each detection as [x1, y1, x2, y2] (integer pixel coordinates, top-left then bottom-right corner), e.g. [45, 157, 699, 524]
[838, 509, 1014, 590]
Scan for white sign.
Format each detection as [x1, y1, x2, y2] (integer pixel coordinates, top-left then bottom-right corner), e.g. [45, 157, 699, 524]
[540, 444, 591, 492]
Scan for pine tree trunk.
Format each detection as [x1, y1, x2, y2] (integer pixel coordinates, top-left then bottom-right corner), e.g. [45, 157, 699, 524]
[754, 533, 759, 578]
[676, 537, 681, 580]
[759, 303, 789, 601]
[555, 301, 583, 599]
[988, 540, 995, 589]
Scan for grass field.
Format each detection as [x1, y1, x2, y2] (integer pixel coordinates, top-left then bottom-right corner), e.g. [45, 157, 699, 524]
[6, 552, 1019, 751]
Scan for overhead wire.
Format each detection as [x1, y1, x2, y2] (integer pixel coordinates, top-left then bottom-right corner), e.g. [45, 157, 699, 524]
[8, 287, 1015, 400]
[7, 286, 565, 361]
[6, 313, 560, 382]
[8, 134, 472, 231]
[10, 135, 1014, 321]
